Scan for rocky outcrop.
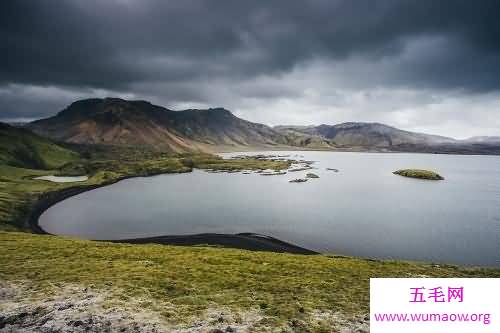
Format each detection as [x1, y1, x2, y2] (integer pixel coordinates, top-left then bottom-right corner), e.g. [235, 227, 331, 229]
[289, 178, 308, 183]
[305, 173, 319, 179]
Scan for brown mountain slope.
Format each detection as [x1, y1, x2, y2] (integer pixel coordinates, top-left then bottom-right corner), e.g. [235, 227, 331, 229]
[28, 98, 288, 152]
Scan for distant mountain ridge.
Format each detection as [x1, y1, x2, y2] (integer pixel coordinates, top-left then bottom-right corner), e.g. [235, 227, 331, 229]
[26, 98, 500, 154]
[463, 136, 500, 144]
[275, 122, 456, 148]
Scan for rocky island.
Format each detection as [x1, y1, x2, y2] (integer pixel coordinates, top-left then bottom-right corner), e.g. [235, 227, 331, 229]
[306, 173, 319, 178]
[289, 178, 308, 183]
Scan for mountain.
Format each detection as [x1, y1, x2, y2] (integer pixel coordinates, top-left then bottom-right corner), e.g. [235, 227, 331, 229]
[463, 136, 500, 144]
[28, 98, 287, 152]
[275, 123, 456, 148]
[273, 125, 335, 149]
[0, 122, 79, 169]
[26, 98, 500, 154]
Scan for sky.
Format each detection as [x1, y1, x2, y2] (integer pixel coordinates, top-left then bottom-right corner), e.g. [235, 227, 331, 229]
[1, 0, 500, 139]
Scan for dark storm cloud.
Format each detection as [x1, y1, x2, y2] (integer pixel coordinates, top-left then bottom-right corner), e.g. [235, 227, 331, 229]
[1, 0, 500, 137]
[2, 0, 500, 90]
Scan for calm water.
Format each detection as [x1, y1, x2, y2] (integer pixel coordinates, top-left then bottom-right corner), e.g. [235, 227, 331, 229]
[39, 151, 500, 267]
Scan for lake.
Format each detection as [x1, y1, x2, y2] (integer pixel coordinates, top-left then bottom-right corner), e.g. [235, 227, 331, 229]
[39, 151, 500, 267]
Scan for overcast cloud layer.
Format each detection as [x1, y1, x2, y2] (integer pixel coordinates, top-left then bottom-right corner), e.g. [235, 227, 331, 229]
[1, 0, 500, 138]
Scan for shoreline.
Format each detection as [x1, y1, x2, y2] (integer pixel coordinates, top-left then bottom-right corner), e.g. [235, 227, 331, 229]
[19, 161, 500, 266]
[110, 233, 318, 254]
[212, 145, 500, 156]
[26, 171, 182, 234]
[25, 169, 318, 255]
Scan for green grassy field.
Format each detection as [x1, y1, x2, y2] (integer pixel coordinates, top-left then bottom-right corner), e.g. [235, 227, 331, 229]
[1, 231, 498, 331]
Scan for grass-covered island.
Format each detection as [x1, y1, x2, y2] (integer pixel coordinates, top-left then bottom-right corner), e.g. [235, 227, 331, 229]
[393, 169, 444, 180]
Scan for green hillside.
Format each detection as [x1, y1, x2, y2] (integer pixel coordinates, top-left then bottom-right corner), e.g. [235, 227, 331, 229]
[1, 231, 498, 332]
[0, 122, 79, 169]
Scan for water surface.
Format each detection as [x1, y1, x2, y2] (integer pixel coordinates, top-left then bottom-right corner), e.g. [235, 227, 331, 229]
[39, 151, 500, 267]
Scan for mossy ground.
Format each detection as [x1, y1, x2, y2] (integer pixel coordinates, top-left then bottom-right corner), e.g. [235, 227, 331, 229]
[1, 232, 498, 330]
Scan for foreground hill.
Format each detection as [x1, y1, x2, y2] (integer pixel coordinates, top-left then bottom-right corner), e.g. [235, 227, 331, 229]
[28, 98, 287, 152]
[0, 122, 79, 169]
[1, 232, 498, 332]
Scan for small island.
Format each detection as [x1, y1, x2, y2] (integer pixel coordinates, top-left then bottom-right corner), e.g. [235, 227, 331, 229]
[306, 173, 319, 178]
[289, 178, 308, 183]
[393, 169, 444, 180]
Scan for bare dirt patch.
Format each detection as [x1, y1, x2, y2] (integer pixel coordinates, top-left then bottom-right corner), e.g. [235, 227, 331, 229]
[0, 282, 369, 332]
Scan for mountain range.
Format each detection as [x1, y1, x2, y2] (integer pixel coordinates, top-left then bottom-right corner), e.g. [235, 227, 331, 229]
[13, 97, 500, 154]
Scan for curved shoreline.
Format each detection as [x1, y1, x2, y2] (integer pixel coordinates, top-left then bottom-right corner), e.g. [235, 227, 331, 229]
[26, 173, 157, 234]
[110, 233, 318, 254]
[26, 172, 318, 255]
